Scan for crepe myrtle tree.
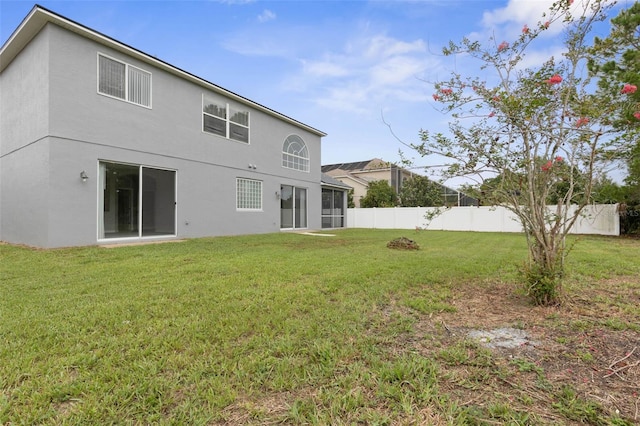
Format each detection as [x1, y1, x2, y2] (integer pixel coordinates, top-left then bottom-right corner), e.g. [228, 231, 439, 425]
[409, 0, 632, 305]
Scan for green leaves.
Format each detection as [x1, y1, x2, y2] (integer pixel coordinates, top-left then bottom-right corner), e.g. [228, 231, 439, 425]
[360, 180, 398, 208]
[398, 175, 443, 207]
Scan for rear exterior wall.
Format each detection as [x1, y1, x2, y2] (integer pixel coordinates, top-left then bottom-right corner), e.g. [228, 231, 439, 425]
[1, 23, 322, 247]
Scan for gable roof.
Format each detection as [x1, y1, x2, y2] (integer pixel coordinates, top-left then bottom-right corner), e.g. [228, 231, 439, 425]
[0, 4, 326, 137]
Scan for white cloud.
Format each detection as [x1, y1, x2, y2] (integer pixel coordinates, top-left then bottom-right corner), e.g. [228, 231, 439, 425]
[221, 32, 291, 57]
[292, 33, 438, 115]
[515, 45, 566, 71]
[257, 9, 276, 23]
[302, 59, 350, 78]
[221, 22, 439, 116]
[370, 55, 426, 86]
[482, 0, 555, 29]
[316, 83, 371, 115]
[221, 24, 327, 58]
[360, 35, 426, 59]
[450, 0, 604, 85]
[480, 0, 599, 39]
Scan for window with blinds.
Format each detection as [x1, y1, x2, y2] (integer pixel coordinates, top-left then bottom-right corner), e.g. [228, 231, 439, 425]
[98, 54, 151, 108]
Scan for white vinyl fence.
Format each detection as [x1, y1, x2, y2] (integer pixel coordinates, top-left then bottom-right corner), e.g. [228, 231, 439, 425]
[347, 205, 619, 236]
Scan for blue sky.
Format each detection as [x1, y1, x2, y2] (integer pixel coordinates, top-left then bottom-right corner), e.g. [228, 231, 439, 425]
[0, 0, 628, 185]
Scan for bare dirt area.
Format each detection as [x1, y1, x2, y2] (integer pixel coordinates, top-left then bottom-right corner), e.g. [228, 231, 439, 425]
[414, 279, 640, 424]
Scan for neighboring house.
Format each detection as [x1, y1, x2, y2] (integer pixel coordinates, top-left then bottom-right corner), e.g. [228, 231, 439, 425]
[322, 159, 413, 207]
[322, 158, 477, 207]
[0, 6, 347, 248]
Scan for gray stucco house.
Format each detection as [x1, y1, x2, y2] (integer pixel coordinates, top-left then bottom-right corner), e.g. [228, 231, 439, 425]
[1, 5, 348, 248]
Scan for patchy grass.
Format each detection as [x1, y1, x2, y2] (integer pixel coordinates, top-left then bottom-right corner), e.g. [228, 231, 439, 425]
[1, 230, 639, 424]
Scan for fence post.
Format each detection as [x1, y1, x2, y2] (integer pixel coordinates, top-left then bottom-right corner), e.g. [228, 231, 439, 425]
[373, 207, 376, 229]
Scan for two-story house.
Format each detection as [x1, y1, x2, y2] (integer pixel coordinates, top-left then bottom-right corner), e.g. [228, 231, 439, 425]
[0, 5, 347, 248]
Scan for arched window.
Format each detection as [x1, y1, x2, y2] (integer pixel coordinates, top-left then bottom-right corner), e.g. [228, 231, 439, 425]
[282, 135, 309, 172]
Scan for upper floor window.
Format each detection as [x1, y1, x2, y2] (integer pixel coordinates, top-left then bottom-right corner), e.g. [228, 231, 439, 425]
[203, 94, 250, 143]
[282, 135, 309, 172]
[98, 54, 151, 108]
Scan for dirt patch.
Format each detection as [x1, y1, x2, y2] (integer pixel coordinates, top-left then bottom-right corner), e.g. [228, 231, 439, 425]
[467, 327, 539, 349]
[213, 392, 292, 425]
[409, 279, 640, 423]
[387, 237, 420, 250]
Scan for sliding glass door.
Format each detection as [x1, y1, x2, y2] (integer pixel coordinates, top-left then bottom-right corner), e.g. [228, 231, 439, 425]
[141, 167, 176, 237]
[280, 185, 307, 229]
[99, 162, 176, 239]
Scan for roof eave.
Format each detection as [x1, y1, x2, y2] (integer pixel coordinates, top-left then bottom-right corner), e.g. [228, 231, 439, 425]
[321, 183, 352, 190]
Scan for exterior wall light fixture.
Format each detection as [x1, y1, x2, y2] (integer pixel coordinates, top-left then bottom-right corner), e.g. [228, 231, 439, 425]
[80, 171, 89, 182]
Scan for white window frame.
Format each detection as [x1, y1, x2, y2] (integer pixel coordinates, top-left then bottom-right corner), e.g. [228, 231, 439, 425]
[97, 53, 152, 108]
[203, 94, 250, 144]
[97, 160, 177, 242]
[236, 178, 262, 211]
[282, 134, 310, 172]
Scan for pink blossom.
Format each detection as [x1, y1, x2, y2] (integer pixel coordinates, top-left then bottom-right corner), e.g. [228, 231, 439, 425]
[541, 160, 553, 172]
[569, 0, 574, 4]
[522, 25, 529, 34]
[492, 96, 501, 102]
[488, 111, 495, 118]
[575, 117, 589, 127]
[440, 88, 453, 95]
[432, 94, 440, 101]
[498, 41, 509, 51]
[544, 21, 550, 28]
[634, 112, 640, 120]
[555, 156, 563, 162]
[546, 74, 563, 85]
[621, 84, 638, 94]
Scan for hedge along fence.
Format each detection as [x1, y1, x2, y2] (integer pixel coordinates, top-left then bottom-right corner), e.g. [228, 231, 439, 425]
[346, 205, 620, 236]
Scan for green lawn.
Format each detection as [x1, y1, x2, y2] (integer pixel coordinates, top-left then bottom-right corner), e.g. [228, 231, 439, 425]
[1, 230, 639, 424]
